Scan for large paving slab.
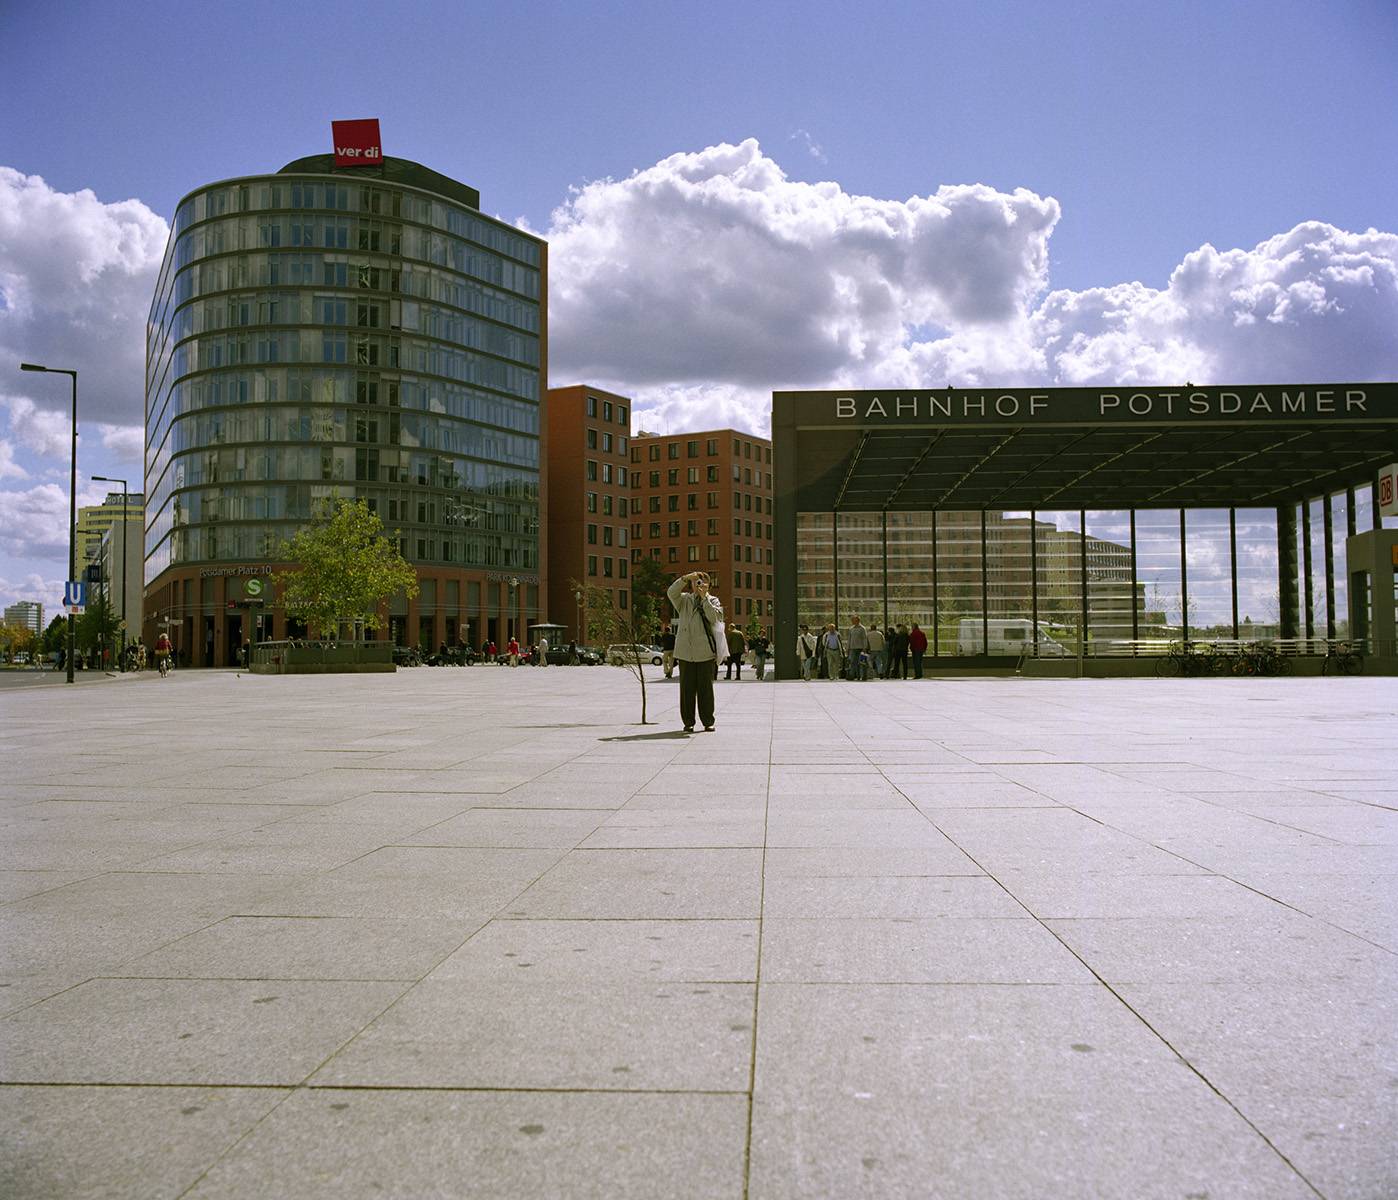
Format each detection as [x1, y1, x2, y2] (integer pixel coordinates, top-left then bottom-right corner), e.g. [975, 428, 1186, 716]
[0, 666, 1394, 1197]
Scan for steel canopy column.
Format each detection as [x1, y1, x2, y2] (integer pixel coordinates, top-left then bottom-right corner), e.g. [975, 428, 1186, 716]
[1277, 504, 1299, 639]
[1175, 508, 1187, 641]
[881, 509, 889, 633]
[980, 510, 989, 657]
[1323, 497, 1336, 639]
[832, 510, 840, 629]
[1302, 501, 1314, 639]
[1079, 511, 1089, 654]
[1030, 510, 1039, 650]
[1229, 509, 1239, 639]
[772, 400, 800, 680]
[931, 510, 939, 657]
[1129, 510, 1139, 640]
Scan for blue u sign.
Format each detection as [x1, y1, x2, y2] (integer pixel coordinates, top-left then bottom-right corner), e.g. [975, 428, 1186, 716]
[64, 580, 87, 608]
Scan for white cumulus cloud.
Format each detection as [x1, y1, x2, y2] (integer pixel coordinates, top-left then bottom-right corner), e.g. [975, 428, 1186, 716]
[0, 167, 168, 438]
[1, 394, 72, 458]
[546, 139, 1061, 400]
[0, 571, 64, 617]
[98, 422, 144, 464]
[544, 140, 1398, 435]
[0, 480, 110, 560]
[1035, 223, 1398, 385]
[0, 437, 26, 481]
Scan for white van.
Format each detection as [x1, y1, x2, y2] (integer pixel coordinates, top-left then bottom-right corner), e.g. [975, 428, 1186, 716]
[958, 618, 1067, 656]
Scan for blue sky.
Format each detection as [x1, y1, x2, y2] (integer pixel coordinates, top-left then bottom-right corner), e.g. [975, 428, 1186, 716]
[2, 0, 1396, 612]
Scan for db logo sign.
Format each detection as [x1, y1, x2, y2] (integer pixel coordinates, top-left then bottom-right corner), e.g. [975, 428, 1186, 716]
[1379, 465, 1398, 516]
[332, 119, 383, 168]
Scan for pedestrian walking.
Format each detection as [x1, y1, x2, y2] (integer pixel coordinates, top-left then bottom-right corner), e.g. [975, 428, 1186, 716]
[661, 626, 676, 678]
[725, 626, 746, 680]
[667, 571, 723, 733]
[796, 624, 817, 680]
[822, 623, 845, 681]
[752, 632, 770, 680]
[538, 635, 549, 666]
[867, 624, 886, 679]
[909, 622, 928, 678]
[891, 623, 910, 678]
[507, 636, 520, 667]
[846, 616, 870, 680]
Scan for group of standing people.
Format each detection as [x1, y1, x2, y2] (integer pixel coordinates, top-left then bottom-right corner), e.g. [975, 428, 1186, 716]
[659, 622, 770, 681]
[796, 617, 928, 681]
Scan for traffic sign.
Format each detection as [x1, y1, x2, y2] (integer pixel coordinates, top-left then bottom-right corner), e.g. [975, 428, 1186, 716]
[63, 580, 87, 614]
[245, 577, 265, 597]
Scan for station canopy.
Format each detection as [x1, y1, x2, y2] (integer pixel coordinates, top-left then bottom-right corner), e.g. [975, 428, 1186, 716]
[775, 384, 1398, 511]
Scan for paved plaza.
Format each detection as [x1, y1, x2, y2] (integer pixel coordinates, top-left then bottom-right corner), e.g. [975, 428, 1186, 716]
[1, 666, 1394, 1198]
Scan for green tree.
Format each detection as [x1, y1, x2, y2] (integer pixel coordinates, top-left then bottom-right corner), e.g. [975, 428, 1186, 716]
[576, 579, 660, 724]
[0, 622, 25, 663]
[76, 590, 120, 665]
[276, 500, 418, 637]
[41, 615, 67, 655]
[630, 556, 670, 637]
[743, 609, 764, 641]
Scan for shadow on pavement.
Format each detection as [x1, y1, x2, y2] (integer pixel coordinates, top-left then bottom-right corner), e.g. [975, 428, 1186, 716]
[599, 729, 689, 742]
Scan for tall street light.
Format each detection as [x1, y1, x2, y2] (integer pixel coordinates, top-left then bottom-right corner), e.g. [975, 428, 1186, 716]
[92, 474, 128, 669]
[20, 363, 77, 684]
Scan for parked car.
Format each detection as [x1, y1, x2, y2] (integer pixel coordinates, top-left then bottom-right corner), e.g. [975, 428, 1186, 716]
[545, 645, 603, 665]
[606, 643, 664, 666]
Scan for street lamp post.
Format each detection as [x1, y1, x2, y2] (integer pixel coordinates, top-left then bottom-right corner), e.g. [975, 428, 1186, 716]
[574, 589, 584, 650]
[92, 474, 128, 670]
[20, 363, 77, 684]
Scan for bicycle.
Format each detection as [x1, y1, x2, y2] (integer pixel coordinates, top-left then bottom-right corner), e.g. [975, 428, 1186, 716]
[157, 653, 171, 678]
[1321, 641, 1364, 676]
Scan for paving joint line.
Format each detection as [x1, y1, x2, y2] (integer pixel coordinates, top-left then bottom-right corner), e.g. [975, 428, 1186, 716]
[878, 763, 1330, 1200]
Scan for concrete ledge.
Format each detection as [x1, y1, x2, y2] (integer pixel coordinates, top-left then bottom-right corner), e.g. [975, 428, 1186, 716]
[249, 662, 396, 675]
[1020, 655, 1397, 677]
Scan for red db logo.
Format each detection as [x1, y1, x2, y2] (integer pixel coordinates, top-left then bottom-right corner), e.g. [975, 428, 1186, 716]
[1381, 473, 1394, 510]
[332, 119, 383, 168]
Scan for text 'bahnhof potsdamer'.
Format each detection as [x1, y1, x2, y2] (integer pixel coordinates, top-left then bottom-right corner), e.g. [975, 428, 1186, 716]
[771, 385, 1398, 678]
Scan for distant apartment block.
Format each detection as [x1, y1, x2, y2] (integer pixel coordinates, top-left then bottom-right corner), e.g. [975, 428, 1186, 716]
[630, 429, 774, 630]
[545, 386, 633, 640]
[3, 600, 43, 634]
[77, 491, 145, 564]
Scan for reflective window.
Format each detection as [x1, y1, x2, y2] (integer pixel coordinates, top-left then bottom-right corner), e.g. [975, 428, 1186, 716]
[1135, 510, 1182, 638]
[1184, 508, 1231, 639]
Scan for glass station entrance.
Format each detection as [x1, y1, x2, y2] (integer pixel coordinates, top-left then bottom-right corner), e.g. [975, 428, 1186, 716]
[773, 385, 1398, 677]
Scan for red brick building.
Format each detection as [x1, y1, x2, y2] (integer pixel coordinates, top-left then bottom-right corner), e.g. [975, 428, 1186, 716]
[545, 385, 633, 640]
[630, 429, 774, 632]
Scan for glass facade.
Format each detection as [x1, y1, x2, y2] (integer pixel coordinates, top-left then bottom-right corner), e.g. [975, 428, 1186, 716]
[144, 167, 543, 587]
[796, 491, 1387, 656]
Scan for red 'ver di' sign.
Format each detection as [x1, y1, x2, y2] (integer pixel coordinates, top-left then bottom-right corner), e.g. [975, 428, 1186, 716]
[332, 119, 382, 168]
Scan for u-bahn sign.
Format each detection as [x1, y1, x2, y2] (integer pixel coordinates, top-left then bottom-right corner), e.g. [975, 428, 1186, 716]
[794, 384, 1396, 426]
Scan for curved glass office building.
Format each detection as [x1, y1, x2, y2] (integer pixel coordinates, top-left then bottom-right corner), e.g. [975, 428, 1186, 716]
[143, 154, 546, 665]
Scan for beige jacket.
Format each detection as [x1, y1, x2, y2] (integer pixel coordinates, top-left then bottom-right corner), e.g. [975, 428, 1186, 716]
[667, 577, 725, 662]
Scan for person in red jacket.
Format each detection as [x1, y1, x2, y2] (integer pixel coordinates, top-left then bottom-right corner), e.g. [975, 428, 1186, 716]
[909, 622, 928, 679]
[507, 636, 520, 667]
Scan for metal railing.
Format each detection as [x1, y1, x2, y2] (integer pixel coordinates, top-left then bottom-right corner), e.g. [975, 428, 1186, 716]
[250, 639, 393, 667]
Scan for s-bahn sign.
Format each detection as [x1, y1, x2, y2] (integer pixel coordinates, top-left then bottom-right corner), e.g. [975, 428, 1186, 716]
[781, 384, 1398, 426]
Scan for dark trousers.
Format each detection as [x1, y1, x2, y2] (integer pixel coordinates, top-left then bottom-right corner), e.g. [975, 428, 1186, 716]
[679, 658, 716, 729]
[894, 653, 909, 679]
[725, 653, 742, 680]
[911, 650, 924, 679]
